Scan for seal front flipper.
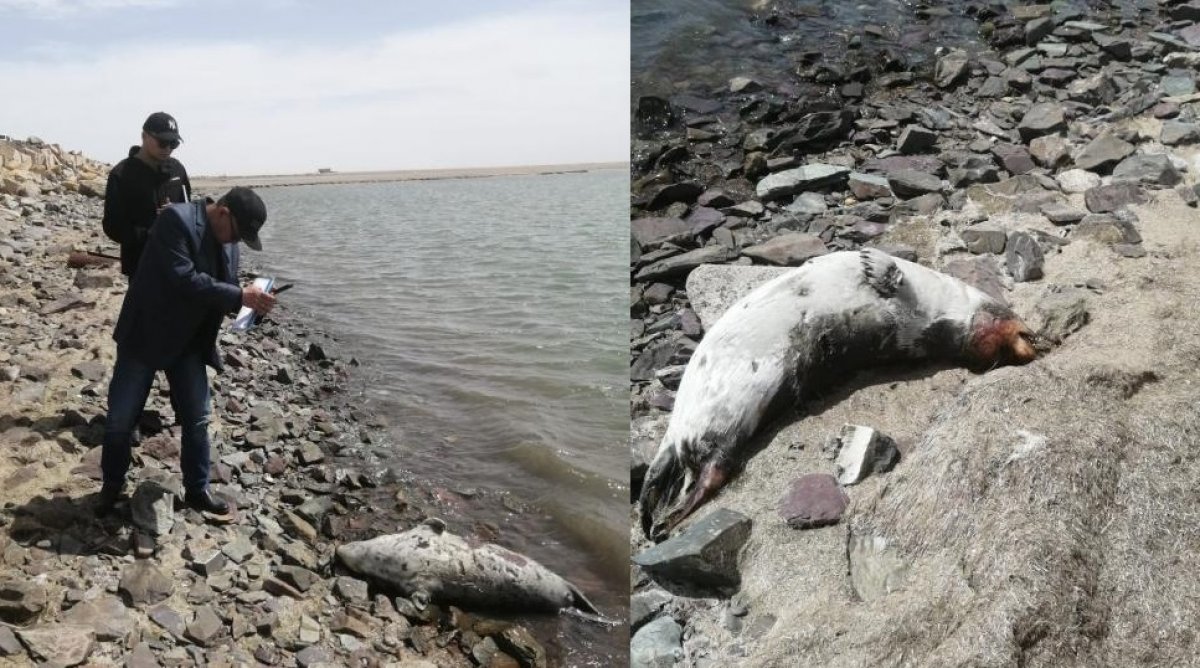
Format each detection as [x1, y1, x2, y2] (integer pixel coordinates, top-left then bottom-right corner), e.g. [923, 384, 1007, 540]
[858, 248, 903, 297]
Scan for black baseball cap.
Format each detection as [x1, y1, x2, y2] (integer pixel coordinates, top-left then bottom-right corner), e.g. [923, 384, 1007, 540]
[143, 112, 182, 143]
[220, 187, 267, 251]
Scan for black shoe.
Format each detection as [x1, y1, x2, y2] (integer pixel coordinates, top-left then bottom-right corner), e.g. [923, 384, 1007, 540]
[183, 488, 230, 515]
[94, 484, 125, 517]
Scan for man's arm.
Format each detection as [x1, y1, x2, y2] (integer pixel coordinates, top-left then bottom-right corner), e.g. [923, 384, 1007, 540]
[148, 208, 242, 312]
[101, 171, 139, 244]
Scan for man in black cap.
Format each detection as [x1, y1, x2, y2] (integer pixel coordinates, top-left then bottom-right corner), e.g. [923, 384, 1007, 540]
[101, 111, 192, 276]
[96, 187, 276, 517]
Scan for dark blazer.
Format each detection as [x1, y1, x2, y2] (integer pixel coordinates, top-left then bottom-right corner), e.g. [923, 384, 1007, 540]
[114, 201, 241, 371]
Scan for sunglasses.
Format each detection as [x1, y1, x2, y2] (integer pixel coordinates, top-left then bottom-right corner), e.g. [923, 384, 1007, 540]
[152, 135, 180, 150]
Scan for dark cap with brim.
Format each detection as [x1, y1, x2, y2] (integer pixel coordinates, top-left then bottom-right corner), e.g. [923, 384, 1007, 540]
[221, 186, 267, 250]
[143, 111, 182, 143]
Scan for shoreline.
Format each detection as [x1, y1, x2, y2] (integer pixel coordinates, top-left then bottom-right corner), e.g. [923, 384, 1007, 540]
[0, 137, 589, 665]
[193, 161, 628, 190]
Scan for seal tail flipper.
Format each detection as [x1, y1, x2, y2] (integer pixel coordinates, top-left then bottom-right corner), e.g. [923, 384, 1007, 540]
[650, 458, 729, 541]
[568, 583, 601, 616]
[639, 440, 685, 539]
[859, 248, 903, 297]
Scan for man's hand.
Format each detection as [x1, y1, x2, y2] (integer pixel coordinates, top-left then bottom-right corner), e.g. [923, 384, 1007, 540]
[241, 284, 276, 314]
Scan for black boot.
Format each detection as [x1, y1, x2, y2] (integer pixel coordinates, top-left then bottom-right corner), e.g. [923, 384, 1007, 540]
[94, 483, 125, 517]
[183, 487, 230, 515]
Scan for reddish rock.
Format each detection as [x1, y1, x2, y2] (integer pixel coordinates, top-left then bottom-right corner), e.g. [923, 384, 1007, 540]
[778, 474, 850, 529]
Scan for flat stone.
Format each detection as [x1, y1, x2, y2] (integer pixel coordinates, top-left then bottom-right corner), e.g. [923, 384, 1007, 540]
[61, 595, 133, 642]
[1029, 135, 1069, 169]
[630, 617, 683, 668]
[119, 562, 173, 606]
[298, 614, 321, 645]
[634, 246, 739, 282]
[222, 535, 256, 563]
[1018, 102, 1066, 142]
[0, 579, 48, 624]
[831, 425, 900, 485]
[0, 626, 20, 655]
[1006, 232, 1045, 282]
[1161, 121, 1200, 146]
[1085, 183, 1148, 213]
[631, 590, 675, 631]
[1073, 134, 1135, 173]
[296, 645, 333, 667]
[186, 546, 227, 577]
[755, 164, 851, 202]
[1041, 202, 1086, 225]
[897, 125, 938, 154]
[1092, 32, 1132, 59]
[186, 605, 224, 647]
[848, 172, 892, 200]
[741, 233, 828, 266]
[334, 576, 370, 604]
[276, 565, 321, 593]
[632, 508, 752, 589]
[887, 170, 942, 198]
[647, 182, 703, 210]
[130, 479, 176, 536]
[942, 256, 1008, 304]
[992, 143, 1036, 174]
[961, 223, 1009, 255]
[1033, 287, 1090, 341]
[1111, 154, 1181, 187]
[15, 624, 94, 666]
[632, 217, 692, 249]
[778, 473, 849, 529]
[149, 604, 188, 639]
[297, 442, 324, 465]
[935, 49, 970, 88]
[786, 192, 828, 216]
[1162, 73, 1196, 97]
[1057, 169, 1102, 193]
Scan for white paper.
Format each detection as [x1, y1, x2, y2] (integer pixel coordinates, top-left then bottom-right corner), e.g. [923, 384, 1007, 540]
[231, 276, 274, 331]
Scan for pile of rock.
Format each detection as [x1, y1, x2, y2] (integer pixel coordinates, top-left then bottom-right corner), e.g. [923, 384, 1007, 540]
[0, 137, 551, 666]
[631, 1, 1200, 664]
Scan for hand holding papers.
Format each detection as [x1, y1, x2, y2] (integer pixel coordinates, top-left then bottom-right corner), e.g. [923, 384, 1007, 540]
[232, 277, 275, 332]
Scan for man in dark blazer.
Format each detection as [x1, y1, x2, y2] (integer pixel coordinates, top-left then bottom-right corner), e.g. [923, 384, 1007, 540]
[97, 186, 276, 517]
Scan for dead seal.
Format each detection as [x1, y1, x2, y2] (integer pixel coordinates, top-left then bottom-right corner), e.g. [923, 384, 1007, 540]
[639, 249, 1047, 540]
[336, 518, 599, 615]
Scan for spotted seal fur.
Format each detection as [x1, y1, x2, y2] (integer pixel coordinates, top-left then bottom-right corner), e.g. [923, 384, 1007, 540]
[639, 249, 1045, 540]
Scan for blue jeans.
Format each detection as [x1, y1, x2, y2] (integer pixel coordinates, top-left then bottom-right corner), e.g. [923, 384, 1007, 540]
[101, 347, 212, 491]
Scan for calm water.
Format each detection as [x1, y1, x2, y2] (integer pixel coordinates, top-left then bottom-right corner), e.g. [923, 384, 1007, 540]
[633, 0, 1152, 101]
[252, 169, 628, 664]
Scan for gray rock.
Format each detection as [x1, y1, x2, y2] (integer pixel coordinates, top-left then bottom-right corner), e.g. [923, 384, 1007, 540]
[1018, 103, 1066, 142]
[1033, 287, 1090, 341]
[1006, 232, 1045, 282]
[334, 576, 370, 604]
[961, 223, 1009, 255]
[635, 246, 738, 282]
[119, 562, 173, 606]
[631, 589, 674, 631]
[0, 625, 20, 656]
[1074, 134, 1136, 173]
[298, 442, 324, 465]
[942, 256, 1008, 304]
[222, 535, 256, 563]
[887, 170, 943, 198]
[935, 49, 970, 88]
[1029, 135, 1070, 168]
[1177, 183, 1200, 207]
[1056, 169, 1101, 193]
[632, 508, 752, 589]
[831, 425, 899, 485]
[1085, 183, 1148, 213]
[1041, 202, 1086, 225]
[897, 126, 938, 154]
[741, 233, 828, 266]
[1111, 154, 1181, 187]
[685, 264, 791, 329]
[296, 645, 333, 667]
[631, 616, 683, 668]
[1161, 121, 1200, 146]
[848, 533, 908, 601]
[186, 605, 224, 647]
[0, 579, 47, 624]
[130, 480, 176, 536]
[1162, 72, 1196, 97]
[778, 473, 849, 529]
[848, 172, 892, 199]
[186, 546, 227, 577]
[729, 76, 761, 93]
[1114, 243, 1146, 258]
[15, 624, 94, 666]
[1075, 214, 1142, 245]
[786, 192, 828, 216]
[755, 164, 851, 202]
[149, 604, 187, 639]
[1066, 73, 1117, 106]
[1092, 32, 1132, 60]
[276, 565, 321, 593]
[61, 595, 133, 642]
[647, 182, 702, 210]
[632, 218, 692, 249]
[992, 144, 1036, 175]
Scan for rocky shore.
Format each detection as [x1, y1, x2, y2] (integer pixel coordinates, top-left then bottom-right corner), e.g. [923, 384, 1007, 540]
[632, 2, 1200, 666]
[0, 137, 554, 666]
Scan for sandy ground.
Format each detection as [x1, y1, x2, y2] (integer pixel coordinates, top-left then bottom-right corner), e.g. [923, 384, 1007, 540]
[191, 162, 627, 190]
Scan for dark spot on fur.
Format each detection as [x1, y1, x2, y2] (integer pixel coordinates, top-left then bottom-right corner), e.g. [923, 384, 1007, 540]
[696, 355, 706, 368]
[917, 319, 965, 356]
[752, 360, 759, 373]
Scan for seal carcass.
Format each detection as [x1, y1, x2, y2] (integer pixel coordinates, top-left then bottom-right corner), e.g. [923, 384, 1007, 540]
[336, 518, 599, 614]
[639, 249, 1045, 540]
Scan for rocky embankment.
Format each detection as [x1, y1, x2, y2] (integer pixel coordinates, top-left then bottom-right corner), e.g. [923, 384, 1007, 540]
[632, 2, 1200, 666]
[0, 137, 551, 667]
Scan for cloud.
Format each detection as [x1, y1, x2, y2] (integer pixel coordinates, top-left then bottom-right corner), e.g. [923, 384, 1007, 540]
[0, 0, 179, 17]
[0, 6, 629, 174]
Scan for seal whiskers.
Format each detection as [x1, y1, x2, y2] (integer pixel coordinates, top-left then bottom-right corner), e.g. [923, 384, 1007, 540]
[639, 249, 1043, 541]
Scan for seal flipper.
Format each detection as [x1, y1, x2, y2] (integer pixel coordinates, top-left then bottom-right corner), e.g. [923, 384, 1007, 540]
[568, 583, 601, 616]
[650, 458, 729, 541]
[639, 440, 684, 539]
[859, 248, 903, 298]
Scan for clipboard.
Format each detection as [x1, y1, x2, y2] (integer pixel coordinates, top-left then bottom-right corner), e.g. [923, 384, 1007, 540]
[231, 276, 273, 331]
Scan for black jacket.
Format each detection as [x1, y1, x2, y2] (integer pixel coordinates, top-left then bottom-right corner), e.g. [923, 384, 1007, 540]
[101, 146, 192, 276]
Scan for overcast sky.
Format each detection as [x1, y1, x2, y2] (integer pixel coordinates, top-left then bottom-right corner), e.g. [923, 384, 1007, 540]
[0, 0, 629, 175]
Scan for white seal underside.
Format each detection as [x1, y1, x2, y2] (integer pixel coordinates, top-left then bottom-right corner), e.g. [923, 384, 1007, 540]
[664, 250, 992, 464]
